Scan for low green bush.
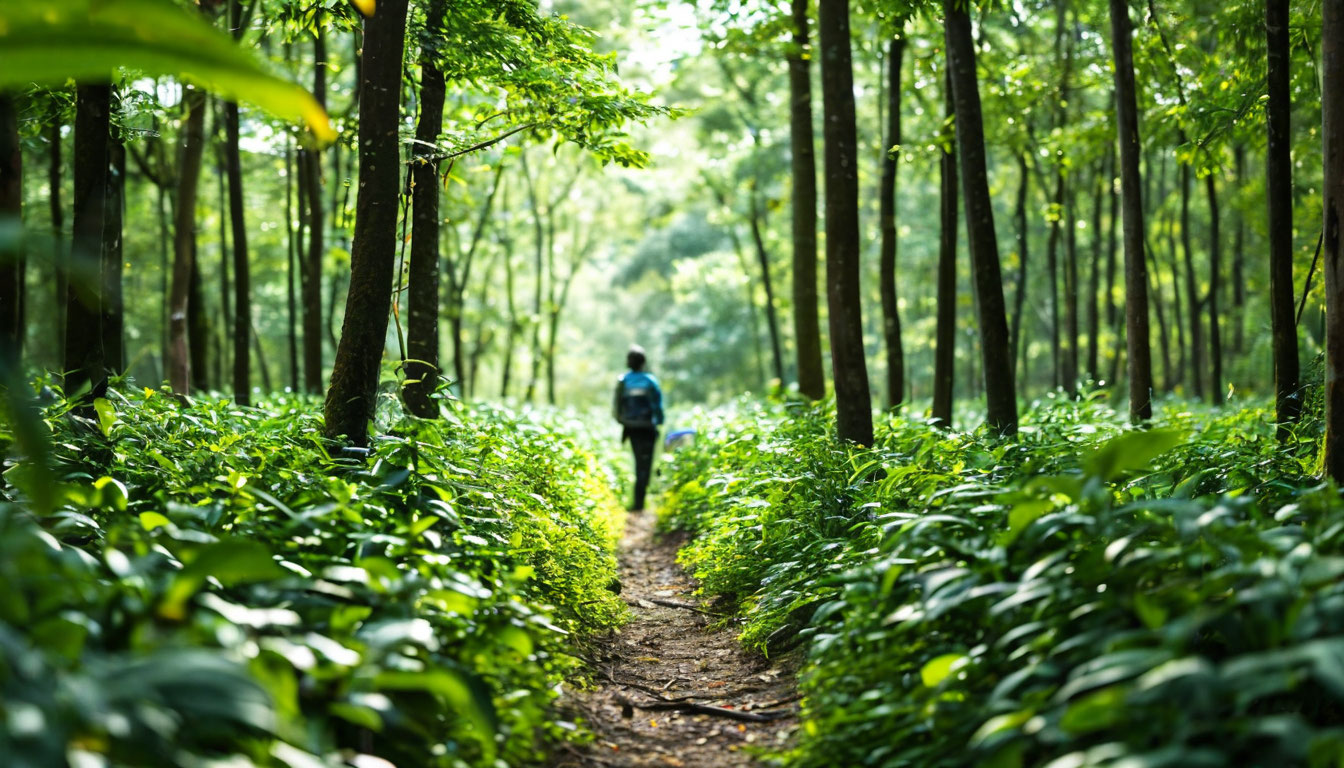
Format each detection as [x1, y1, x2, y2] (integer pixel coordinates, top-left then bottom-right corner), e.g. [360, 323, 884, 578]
[660, 394, 1338, 766]
[0, 381, 624, 768]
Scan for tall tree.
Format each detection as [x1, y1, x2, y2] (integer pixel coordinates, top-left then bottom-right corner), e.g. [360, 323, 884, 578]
[1011, 154, 1030, 374]
[301, 28, 327, 394]
[932, 76, 957, 429]
[1087, 160, 1104, 380]
[225, 0, 250, 404]
[1266, 0, 1300, 438]
[49, 121, 65, 355]
[0, 94, 21, 366]
[167, 86, 207, 395]
[101, 99, 125, 374]
[1205, 173, 1222, 404]
[879, 31, 906, 409]
[324, 0, 409, 442]
[1108, 0, 1155, 420]
[1180, 164, 1203, 398]
[404, 0, 447, 419]
[1323, 0, 1344, 482]
[67, 84, 111, 399]
[790, 0, 825, 400]
[944, 0, 1017, 434]
[817, 0, 872, 445]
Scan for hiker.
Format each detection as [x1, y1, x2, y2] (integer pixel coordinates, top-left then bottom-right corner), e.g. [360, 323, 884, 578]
[614, 345, 664, 511]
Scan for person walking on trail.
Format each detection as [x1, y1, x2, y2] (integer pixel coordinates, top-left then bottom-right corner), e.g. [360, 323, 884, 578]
[614, 345, 664, 512]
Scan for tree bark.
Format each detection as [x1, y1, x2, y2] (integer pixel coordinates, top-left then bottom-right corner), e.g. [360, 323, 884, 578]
[1181, 163, 1203, 398]
[1323, 0, 1344, 482]
[1064, 175, 1079, 393]
[1267, 0, 1301, 438]
[1011, 154, 1030, 377]
[1087, 161, 1103, 380]
[49, 122, 65, 356]
[1109, 0, 1155, 421]
[817, 0, 873, 445]
[302, 28, 328, 395]
[225, 100, 250, 403]
[1106, 140, 1123, 385]
[324, 0, 409, 443]
[879, 34, 906, 409]
[188, 251, 210, 390]
[790, 0, 825, 401]
[944, 0, 1017, 435]
[102, 111, 125, 374]
[67, 84, 111, 400]
[1046, 167, 1063, 389]
[932, 77, 957, 429]
[0, 95, 22, 366]
[168, 87, 208, 395]
[285, 137, 300, 392]
[404, 29, 445, 419]
[1233, 145, 1246, 355]
[1205, 173, 1223, 404]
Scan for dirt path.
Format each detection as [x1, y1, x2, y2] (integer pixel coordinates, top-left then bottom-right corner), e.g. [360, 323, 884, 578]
[551, 511, 799, 768]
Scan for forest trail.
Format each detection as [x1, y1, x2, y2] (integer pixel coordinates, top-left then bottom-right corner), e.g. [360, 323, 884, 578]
[551, 511, 799, 768]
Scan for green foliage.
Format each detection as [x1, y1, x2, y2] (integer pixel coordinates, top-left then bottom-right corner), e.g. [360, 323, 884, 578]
[0, 0, 333, 141]
[0, 381, 624, 767]
[660, 396, 1343, 767]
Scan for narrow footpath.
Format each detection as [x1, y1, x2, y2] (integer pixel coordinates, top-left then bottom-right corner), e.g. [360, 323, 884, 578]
[551, 511, 799, 768]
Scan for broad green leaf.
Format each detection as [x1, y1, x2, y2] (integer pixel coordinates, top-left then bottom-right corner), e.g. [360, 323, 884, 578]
[1059, 686, 1126, 734]
[1082, 430, 1187, 483]
[93, 397, 116, 437]
[921, 653, 970, 687]
[0, 0, 333, 142]
[375, 670, 498, 757]
[161, 539, 285, 619]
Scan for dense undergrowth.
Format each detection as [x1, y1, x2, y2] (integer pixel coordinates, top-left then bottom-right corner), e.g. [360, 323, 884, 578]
[0, 380, 625, 768]
[659, 391, 1344, 767]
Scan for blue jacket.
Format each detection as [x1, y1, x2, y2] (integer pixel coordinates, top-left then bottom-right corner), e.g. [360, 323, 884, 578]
[614, 371, 664, 428]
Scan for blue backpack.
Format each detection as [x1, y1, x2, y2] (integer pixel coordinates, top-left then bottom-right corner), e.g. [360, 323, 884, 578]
[618, 372, 660, 428]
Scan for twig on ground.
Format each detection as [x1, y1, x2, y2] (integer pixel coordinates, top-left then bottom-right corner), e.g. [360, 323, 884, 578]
[746, 693, 803, 710]
[619, 695, 791, 722]
[646, 597, 726, 617]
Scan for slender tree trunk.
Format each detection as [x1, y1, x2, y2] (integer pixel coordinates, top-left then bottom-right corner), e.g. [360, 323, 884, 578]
[500, 222, 518, 398]
[1109, 0, 1155, 420]
[168, 88, 207, 395]
[817, 0, 874, 445]
[216, 143, 230, 382]
[1087, 162, 1103, 380]
[102, 112, 125, 374]
[188, 252, 210, 390]
[1011, 154, 1030, 378]
[1181, 163, 1203, 398]
[1064, 177, 1079, 393]
[1323, 0, 1344, 481]
[448, 162, 505, 396]
[67, 84, 111, 399]
[49, 122, 66, 357]
[404, 21, 445, 419]
[1147, 237, 1172, 388]
[324, 0, 409, 442]
[878, 34, 907, 408]
[1046, 168, 1063, 389]
[225, 100, 250, 402]
[944, 0, 1017, 434]
[790, 0, 825, 400]
[1106, 140, 1123, 384]
[1233, 145, 1246, 354]
[748, 183, 785, 384]
[932, 77, 957, 429]
[302, 29, 328, 395]
[1165, 203, 1186, 388]
[1267, 0, 1301, 438]
[1205, 173, 1223, 404]
[285, 139, 300, 392]
[0, 95, 23, 366]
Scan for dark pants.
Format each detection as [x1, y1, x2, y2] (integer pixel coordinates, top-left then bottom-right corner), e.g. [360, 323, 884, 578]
[626, 427, 658, 510]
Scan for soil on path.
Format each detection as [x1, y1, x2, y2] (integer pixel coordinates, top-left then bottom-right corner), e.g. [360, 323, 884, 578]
[550, 511, 799, 768]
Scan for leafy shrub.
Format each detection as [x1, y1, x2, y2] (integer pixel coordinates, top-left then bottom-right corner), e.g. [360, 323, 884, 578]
[660, 394, 1340, 767]
[0, 381, 624, 768]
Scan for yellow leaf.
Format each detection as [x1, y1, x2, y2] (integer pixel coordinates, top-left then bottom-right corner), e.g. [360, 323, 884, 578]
[350, 0, 375, 16]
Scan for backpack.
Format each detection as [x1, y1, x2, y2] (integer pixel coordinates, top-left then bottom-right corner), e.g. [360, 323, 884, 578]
[618, 372, 658, 428]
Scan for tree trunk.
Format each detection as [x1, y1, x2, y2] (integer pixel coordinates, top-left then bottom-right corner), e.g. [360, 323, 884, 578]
[102, 112, 125, 374]
[1011, 154, 1030, 378]
[285, 139, 300, 392]
[448, 162, 505, 397]
[1205, 173, 1223, 404]
[216, 140, 230, 384]
[1046, 168, 1063, 389]
[404, 32, 445, 418]
[1087, 161, 1103, 380]
[817, 0, 873, 445]
[323, 0, 408, 443]
[1181, 163, 1203, 398]
[1064, 176, 1079, 393]
[1323, 0, 1344, 481]
[1233, 145, 1246, 355]
[49, 122, 66, 357]
[748, 182, 785, 385]
[1109, 0, 1155, 421]
[225, 98, 251, 403]
[1106, 140, 1123, 385]
[67, 84, 111, 399]
[1165, 200, 1186, 389]
[1266, 0, 1301, 438]
[167, 88, 207, 394]
[0, 95, 22, 366]
[879, 34, 906, 409]
[790, 0, 825, 401]
[302, 29, 327, 395]
[944, 0, 1017, 435]
[932, 77, 957, 429]
[188, 252, 210, 390]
